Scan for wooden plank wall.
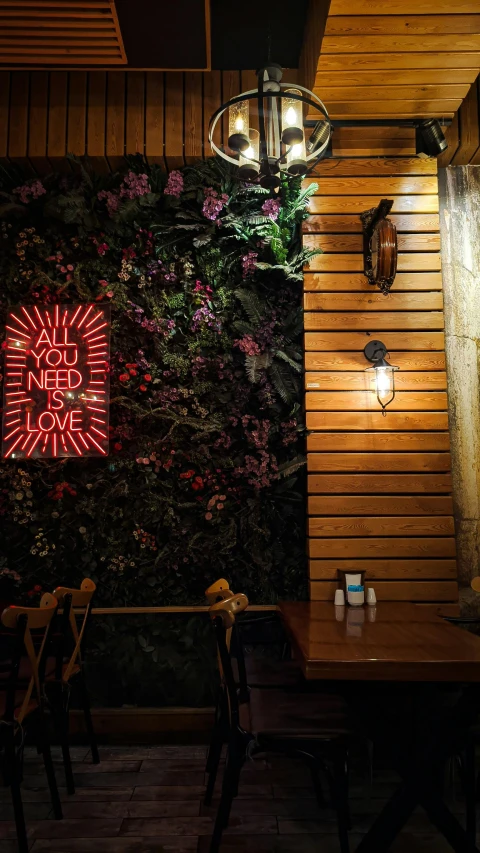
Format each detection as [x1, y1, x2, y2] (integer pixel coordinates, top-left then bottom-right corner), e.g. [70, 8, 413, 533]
[0, 69, 297, 173]
[303, 156, 458, 607]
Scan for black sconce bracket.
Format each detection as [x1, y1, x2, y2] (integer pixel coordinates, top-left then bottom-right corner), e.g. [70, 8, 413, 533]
[364, 340, 388, 363]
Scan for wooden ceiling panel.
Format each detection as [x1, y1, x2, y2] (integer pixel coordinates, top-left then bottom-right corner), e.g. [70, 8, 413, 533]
[317, 53, 480, 72]
[325, 15, 480, 35]
[311, 2, 480, 120]
[316, 70, 479, 86]
[0, 1, 126, 66]
[329, 2, 480, 13]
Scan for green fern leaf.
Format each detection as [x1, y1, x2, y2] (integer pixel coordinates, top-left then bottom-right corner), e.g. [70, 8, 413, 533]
[245, 353, 272, 383]
[235, 288, 265, 328]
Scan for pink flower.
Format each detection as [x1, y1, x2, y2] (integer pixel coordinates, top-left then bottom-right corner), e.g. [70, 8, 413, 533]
[205, 512, 213, 521]
[262, 197, 281, 221]
[234, 335, 261, 356]
[241, 251, 258, 278]
[121, 171, 151, 199]
[97, 190, 121, 216]
[164, 170, 184, 198]
[13, 179, 46, 204]
[202, 187, 228, 221]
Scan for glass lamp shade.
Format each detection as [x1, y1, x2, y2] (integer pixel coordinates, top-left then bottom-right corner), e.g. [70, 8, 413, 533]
[365, 356, 399, 412]
[286, 139, 308, 176]
[238, 128, 260, 180]
[228, 100, 250, 152]
[282, 89, 304, 147]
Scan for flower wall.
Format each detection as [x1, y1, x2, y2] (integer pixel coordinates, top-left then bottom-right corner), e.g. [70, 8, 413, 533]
[0, 157, 318, 616]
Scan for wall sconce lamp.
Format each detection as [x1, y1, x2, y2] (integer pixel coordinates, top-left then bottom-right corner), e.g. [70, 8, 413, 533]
[364, 340, 399, 415]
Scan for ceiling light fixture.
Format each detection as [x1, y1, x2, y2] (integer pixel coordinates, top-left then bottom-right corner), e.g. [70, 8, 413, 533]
[416, 119, 448, 158]
[208, 63, 332, 191]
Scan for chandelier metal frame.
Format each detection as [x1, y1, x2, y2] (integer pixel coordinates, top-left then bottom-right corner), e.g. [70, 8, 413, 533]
[208, 64, 332, 190]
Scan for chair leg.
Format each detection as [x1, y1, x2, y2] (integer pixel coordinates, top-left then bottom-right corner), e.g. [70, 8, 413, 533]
[59, 705, 75, 796]
[333, 754, 351, 853]
[309, 762, 326, 808]
[49, 683, 75, 796]
[5, 732, 29, 853]
[205, 722, 224, 806]
[37, 708, 63, 820]
[209, 750, 243, 853]
[465, 739, 477, 844]
[77, 673, 99, 764]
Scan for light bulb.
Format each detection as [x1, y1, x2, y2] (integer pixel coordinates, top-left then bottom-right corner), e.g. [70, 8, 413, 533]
[291, 143, 303, 158]
[228, 100, 250, 151]
[286, 106, 297, 127]
[376, 367, 391, 397]
[238, 128, 260, 180]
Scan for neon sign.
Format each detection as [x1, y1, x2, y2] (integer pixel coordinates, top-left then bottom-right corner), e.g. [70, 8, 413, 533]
[2, 304, 110, 459]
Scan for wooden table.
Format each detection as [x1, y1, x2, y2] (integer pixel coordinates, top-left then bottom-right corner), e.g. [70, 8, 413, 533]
[278, 601, 480, 853]
[278, 601, 480, 682]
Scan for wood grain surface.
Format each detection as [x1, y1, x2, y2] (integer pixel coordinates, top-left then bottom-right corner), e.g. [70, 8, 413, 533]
[278, 602, 479, 681]
[303, 157, 454, 606]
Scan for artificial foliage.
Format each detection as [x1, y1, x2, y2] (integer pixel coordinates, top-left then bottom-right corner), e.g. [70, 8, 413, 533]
[0, 157, 319, 616]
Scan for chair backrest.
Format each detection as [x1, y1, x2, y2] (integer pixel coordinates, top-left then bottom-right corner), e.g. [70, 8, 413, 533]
[1, 593, 58, 723]
[209, 593, 249, 728]
[205, 578, 233, 605]
[52, 578, 96, 682]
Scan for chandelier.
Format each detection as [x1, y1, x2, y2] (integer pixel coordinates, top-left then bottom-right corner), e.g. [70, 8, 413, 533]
[208, 63, 331, 191]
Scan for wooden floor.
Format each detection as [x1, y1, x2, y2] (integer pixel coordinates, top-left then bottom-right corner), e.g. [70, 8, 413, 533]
[0, 745, 471, 852]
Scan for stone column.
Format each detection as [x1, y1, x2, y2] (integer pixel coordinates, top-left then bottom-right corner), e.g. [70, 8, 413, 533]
[439, 166, 480, 604]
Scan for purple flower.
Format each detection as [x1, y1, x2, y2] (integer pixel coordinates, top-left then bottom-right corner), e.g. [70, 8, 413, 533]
[13, 179, 46, 204]
[97, 189, 121, 216]
[164, 170, 184, 198]
[121, 171, 151, 199]
[262, 197, 281, 221]
[241, 251, 258, 279]
[191, 303, 221, 334]
[98, 171, 150, 216]
[202, 187, 228, 221]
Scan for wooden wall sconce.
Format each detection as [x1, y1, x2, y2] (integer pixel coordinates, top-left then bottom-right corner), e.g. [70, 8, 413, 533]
[360, 199, 398, 294]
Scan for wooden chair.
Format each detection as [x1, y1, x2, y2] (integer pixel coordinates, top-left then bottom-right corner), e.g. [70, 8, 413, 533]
[0, 594, 62, 853]
[204, 580, 305, 805]
[208, 593, 352, 853]
[46, 579, 99, 794]
[205, 579, 302, 692]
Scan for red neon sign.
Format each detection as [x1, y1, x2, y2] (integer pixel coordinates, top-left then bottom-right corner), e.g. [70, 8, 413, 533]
[2, 304, 110, 459]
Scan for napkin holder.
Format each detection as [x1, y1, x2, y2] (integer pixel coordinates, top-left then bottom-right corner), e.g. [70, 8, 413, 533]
[337, 569, 366, 598]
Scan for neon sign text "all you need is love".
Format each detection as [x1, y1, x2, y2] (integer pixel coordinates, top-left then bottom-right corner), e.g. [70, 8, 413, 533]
[2, 304, 110, 459]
